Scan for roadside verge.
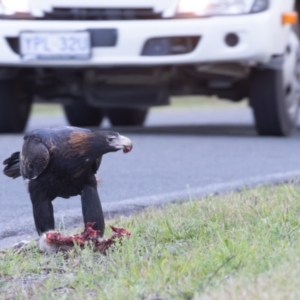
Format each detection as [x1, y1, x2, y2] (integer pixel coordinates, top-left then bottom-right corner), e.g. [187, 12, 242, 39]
[0, 169, 300, 249]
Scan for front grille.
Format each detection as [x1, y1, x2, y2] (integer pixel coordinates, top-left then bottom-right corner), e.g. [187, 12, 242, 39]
[43, 7, 162, 20]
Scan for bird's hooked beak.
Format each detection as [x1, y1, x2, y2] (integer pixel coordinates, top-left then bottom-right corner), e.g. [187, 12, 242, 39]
[121, 135, 133, 153]
[111, 134, 133, 153]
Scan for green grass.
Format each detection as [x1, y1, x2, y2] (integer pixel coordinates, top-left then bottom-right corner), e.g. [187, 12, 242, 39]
[155, 96, 247, 111]
[1, 184, 300, 299]
[31, 104, 63, 116]
[31, 97, 246, 117]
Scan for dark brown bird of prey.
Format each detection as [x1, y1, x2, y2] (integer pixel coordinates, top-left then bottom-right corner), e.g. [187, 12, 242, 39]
[3, 126, 132, 252]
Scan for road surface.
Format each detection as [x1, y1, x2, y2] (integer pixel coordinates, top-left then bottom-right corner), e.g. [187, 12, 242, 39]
[1, 106, 300, 247]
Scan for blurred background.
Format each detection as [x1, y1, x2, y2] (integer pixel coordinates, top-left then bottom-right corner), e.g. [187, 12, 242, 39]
[0, 1, 299, 137]
[28, 97, 250, 132]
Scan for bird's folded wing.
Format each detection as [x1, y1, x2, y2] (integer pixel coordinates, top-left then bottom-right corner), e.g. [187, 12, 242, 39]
[21, 138, 50, 180]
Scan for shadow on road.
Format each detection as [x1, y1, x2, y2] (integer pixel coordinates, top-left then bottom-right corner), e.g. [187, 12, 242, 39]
[102, 124, 300, 137]
[108, 124, 259, 137]
[26, 114, 300, 137]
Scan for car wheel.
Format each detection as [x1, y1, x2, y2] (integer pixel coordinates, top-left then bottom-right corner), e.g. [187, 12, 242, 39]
[250, 29, 300, 136]
[0, 79, 32, 133]
[106, 107, 148, 126]
[64, 101, 104, 127]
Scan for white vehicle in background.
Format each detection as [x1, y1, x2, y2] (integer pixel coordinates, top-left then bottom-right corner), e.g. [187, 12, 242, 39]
[0, 0, 299, 136]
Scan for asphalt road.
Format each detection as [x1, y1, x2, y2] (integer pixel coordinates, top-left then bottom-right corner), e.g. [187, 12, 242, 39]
[1, 106, 300, 247]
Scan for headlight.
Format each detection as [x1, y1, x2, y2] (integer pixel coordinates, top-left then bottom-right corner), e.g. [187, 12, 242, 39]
[0, 0, 30, 15]
[176, 0, 269, 17]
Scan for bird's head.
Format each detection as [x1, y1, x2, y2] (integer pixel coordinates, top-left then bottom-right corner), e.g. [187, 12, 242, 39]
[94, 131, 133, 155]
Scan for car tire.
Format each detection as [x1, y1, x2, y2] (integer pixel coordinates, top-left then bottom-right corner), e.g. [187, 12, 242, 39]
[64, 101, 104, 127]
[106, 107, 148, 126]
[250, 29, 300, 136]
[0, 79, 32, 133]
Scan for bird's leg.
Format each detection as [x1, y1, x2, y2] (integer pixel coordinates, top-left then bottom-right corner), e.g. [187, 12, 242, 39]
[29, 181, 57, 254]
[81, 176, 105, 237]
[31, 198, 54, 235]
[32, 199, 58, 254]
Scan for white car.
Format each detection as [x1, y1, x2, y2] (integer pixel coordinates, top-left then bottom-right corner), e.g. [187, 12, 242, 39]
[0, 0, 299, 136]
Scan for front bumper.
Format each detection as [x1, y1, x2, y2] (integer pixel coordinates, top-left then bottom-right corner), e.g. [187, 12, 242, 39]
[0, 11, 283, 67]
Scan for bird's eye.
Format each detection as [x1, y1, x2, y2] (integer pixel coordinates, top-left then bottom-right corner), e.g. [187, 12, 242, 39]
[107, 137, 114, 142]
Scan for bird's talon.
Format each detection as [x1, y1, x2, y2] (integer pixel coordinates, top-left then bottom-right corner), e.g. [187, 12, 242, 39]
[38, 232, 60, 255]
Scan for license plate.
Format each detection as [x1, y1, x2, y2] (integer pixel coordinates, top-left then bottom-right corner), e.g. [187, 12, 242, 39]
[20, 31, 91, 60]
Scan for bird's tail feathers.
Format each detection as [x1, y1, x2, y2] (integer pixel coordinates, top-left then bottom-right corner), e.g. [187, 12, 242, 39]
[3, 152, 21, 179]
